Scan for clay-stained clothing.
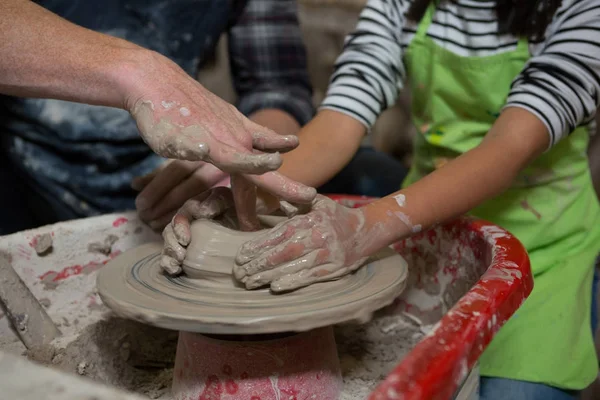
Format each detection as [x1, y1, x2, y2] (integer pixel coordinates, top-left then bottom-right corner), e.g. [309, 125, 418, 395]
[0, 0, 313, 223]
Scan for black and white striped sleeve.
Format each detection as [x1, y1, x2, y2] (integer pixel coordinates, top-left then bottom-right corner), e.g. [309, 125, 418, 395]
[505, 0, 600, 147]
[319, 0, 409, 129]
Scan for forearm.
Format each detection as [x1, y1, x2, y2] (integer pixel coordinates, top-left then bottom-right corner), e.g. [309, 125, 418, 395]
[0, 0, 151, 108]
[276, 110, 365, 188]
[255, 110, 364, 211]
[249, 109, 301, 136]
[358, 107, 550, 257]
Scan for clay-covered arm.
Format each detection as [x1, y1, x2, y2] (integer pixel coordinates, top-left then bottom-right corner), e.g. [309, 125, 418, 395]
[235, 107, 549, 291]
[0, 0, 315, 204]
[357, 107, 549, 256]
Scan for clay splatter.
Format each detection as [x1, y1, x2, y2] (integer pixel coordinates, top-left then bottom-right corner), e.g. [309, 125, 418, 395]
[38, 251, 121, 290]
[161, 100, 177, 109]
[113, 217, 129, 227]
[31, 233, 53, 255]
[393, 194, 406, 207]
[88, 234, 119, 255]
[520, 200, 542, 219]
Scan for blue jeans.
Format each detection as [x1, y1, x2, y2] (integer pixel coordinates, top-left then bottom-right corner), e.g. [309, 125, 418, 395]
[318, 146, 408, 198]
[479, 265, 600, 399]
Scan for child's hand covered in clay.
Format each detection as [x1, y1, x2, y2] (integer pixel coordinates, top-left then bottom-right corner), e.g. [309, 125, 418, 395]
[132, 160, 229, 231]
[160, 187, 235, 275]
[233, 195, 368, 292]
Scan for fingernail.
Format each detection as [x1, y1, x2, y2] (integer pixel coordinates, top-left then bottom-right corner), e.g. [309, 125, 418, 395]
[283, 135, 299, 145]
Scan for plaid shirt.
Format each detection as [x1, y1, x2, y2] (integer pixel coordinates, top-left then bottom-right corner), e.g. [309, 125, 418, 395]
[229, 0, 314, 125]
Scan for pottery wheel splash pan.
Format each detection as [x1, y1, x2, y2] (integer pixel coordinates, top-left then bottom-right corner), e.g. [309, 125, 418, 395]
[97, 242, 408, 334]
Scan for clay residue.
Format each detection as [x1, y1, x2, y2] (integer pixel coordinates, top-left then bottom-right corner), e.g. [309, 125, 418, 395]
[39, 298, 51, 308]
[27, 317, 177, 399]
[336, 309, 429, 399]
[88, 234, 119, 255]
[39, 274, 61, 291]
[33, 233, 53, 256]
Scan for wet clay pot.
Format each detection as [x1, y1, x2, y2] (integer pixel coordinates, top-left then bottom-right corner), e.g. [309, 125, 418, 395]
[172, 327, 343, 400]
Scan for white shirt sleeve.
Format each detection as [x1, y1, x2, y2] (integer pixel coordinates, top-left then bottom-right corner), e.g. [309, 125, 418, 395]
[319, 0, 410, 129]
[505, 0, 600, 146]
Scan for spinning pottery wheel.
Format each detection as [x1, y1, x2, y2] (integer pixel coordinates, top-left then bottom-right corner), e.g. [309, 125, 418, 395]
[97, 217, 410, 335]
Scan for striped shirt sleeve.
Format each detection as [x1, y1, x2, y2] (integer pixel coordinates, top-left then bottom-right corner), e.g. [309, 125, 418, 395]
[320, 0, 410, 129]
[506, 0, 600, 147]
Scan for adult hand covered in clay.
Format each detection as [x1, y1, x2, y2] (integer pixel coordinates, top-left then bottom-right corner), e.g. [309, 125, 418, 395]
[233, 195, 368, 292]
[126, 57, 315, 204]
[132, 160, 229, 231]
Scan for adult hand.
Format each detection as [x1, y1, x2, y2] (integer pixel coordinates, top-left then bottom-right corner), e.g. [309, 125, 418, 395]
[123, 52, 316, 204]
[132, 160, 229, 231]
[160, 186, 297, 275]
[233, 195, 368, 292]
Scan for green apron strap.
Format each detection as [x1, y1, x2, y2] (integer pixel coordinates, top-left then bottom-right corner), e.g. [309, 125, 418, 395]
[414, 2, 436, 40]
[516, 37, 529, 53]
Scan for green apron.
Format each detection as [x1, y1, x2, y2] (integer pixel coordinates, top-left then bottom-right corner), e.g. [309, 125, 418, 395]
[403, 3, 600, 389]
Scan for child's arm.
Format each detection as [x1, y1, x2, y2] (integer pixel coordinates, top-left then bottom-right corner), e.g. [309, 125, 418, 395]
[255, 110, 366, 212]
[234, 107, 549, 291]
[359, 107, 549, 254]
[234, 0, 600, 291]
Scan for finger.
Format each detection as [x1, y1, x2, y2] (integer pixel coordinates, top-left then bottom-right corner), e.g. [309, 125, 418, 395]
[172, 213, 193, 247]
[234, 234, 316, 279]
[131, 160, 171, 191]
[140, 165, 225, 222]
[168, 187, 234, 249]
[278, 200, 314, 217]
[231, 175, 260, 232]
[179, 187, 234, 221]
[213, 174, 231, 188]
[131, 170, 158, 191]
[207, 141, 283, 174]
[251, 132, 299, 153]
[271, 259, 367, 292]
[271, 263, 348, 292]
[160, 254, 182, 275]
[278, 201, 299, 217]
[244, 172, 317, 204]
[240, 249, 323, 289]
[162, 225, 186, 263]
[235, 217, 313, 264]
[136, 161, 199, 211]
[149, 210, 176, 232]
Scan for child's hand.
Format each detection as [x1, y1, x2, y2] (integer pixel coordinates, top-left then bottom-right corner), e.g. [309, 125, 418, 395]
[234, 195, 369, 292]
[133, 160, 230, 231]
[160, 187, 235, 275]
